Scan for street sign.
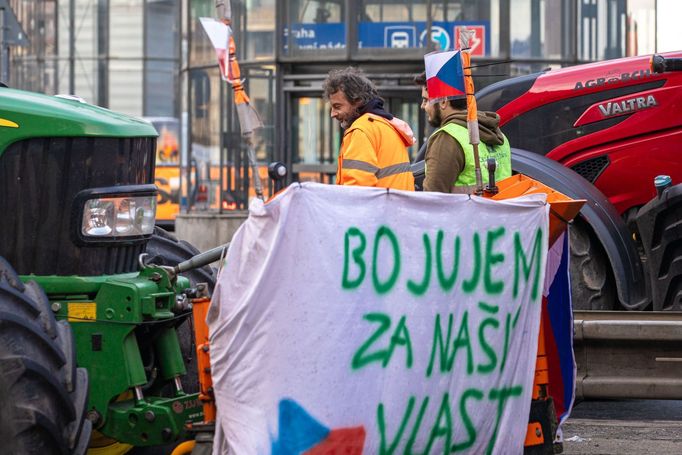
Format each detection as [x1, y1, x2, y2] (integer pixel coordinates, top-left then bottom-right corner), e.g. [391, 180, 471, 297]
[282, 21, 490, 54]
[454, 25, 486, 56]
[359, 21, 489, 53]
[384, 26, 416, 48]
[419, 25, 450, 50]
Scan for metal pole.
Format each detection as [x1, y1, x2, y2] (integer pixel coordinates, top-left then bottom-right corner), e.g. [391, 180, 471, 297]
[69, 0, 75, 94]
[345, 0, 353, 60]
[425, 0, 433, 52]
[460, 29, 484, 195]
[184, 0, 194, 213]
[98, 0, 109, 106]
[142, 0, 147, 113]
[0, 6, 8, 84]
[654, 0, 658, 52]
[531, 0, 541, 57]
[247, 140, 263, 200]
[219, 70, 225, 213]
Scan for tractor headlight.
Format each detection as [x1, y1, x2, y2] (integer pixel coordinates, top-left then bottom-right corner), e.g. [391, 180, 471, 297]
[74, 185, 157, 244]
[82, 196, 156, 236]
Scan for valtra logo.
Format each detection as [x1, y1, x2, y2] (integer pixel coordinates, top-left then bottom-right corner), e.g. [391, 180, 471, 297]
[597, 95, 658, 117]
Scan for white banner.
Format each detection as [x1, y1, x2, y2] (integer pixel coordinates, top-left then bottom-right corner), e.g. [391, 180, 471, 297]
[208, 183, 549, 455]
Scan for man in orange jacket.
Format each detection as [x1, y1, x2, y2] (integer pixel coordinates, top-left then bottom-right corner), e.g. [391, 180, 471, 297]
[323, 67, 415, 191]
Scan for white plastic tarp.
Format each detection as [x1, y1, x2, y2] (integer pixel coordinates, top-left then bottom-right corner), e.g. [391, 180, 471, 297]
[208, 182, 549, 454]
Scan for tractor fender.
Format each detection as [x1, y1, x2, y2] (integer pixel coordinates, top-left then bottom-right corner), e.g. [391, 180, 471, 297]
[511, 148, 650, 310]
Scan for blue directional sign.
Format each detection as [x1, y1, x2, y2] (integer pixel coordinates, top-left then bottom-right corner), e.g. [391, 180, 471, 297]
[420, 25, 450, 50]
[383, 25, 417, 49]
[284, 20, 490, 54]
[284, 23, 345, 51]
[358, 21, 489, 53]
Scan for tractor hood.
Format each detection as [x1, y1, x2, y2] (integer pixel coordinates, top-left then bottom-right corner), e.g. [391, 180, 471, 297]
[477, 50, 682, 117]
[0, 87, 157, 154]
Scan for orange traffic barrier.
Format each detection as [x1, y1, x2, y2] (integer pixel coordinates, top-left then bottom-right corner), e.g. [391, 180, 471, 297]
[485, 174, 585, 451]
[191, 295, 216, 424]
[488, 174, 584, 246]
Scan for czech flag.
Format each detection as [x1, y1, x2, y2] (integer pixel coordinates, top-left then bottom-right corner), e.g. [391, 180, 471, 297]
[271, 399, 365, 455]
[542, 232, 576, 426]
[424, 50, 466, 102]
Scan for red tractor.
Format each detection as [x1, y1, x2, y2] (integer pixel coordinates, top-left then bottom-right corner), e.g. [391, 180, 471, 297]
[474, 52, 682, 311]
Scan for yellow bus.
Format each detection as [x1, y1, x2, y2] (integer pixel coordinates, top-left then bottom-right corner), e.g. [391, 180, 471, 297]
[146, 117, 180, 229]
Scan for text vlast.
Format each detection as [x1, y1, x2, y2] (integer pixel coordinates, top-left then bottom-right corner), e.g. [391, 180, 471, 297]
[342, 224, 544, 454]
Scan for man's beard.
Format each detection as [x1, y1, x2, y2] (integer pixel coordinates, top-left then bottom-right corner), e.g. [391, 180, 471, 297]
[428, 105, 442, 128]
[339, 107, 361, 129]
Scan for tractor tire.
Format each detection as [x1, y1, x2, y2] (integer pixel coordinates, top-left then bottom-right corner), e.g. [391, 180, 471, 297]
[0, 256, 92, 454]
[569, 220, 617, 310]
[145, 227, 217, 395]
[146, 226, 216, 294]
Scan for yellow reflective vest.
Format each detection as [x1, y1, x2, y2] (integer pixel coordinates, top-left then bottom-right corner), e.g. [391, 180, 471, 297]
[436, 122, 511, 193]
[336, 113, 415, 191]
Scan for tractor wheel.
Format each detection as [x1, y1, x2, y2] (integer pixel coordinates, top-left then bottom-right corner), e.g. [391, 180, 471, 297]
[146, 226, 216, 294]
[0, 256, 92, 454]
[145, 227, 217, 394]
[569, 219, 617, 310]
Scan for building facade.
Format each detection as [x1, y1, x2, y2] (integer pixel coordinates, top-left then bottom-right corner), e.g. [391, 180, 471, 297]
[3, 0, 678, 212]
[5, 0, 180, 117]
[186, 0, 671, 209]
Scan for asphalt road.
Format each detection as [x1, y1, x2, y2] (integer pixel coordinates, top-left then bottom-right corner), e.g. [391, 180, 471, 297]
[561, 400, 682, 454]
[129, 400, 682, 454]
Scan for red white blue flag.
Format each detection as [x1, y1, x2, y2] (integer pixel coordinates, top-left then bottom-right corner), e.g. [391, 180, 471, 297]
[542, 231, 576, 427]
[424, 50, 466, 102]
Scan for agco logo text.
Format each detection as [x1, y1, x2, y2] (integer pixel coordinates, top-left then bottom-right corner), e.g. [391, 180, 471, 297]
[598, 95, 658, 117]
[574, 69, 651, 90]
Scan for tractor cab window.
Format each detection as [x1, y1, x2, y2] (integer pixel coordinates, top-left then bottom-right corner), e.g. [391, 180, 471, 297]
[477, 73, 541, 113]
[500, 79, 665, 155]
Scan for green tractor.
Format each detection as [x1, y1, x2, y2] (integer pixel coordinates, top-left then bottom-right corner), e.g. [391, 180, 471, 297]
[0, 86, 215, 453]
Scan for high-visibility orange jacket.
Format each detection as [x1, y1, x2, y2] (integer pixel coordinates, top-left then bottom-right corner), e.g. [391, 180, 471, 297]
[336, 113, 415, 191]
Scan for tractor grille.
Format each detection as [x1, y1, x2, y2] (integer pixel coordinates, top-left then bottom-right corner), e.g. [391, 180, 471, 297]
[571, 155, 610, 183]
[0, 137, 155, 276]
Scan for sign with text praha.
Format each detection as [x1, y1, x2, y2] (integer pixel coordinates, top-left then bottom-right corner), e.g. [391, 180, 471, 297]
[209, 183, 549, 454]
[284, 21, 489, 54]
[454, 25, 486, 56]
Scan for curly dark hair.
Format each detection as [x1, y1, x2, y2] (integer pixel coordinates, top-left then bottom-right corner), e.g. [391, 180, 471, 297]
[322, 67, 379, 105]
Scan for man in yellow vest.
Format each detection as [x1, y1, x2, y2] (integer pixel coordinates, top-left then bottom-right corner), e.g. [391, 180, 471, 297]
[323, 67, 415, 191]
[414, 71, 511, 193]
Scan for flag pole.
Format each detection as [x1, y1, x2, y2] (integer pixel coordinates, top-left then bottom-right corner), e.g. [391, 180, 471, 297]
[216, 0, 265, 201]
[459, 28, 484, 195]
